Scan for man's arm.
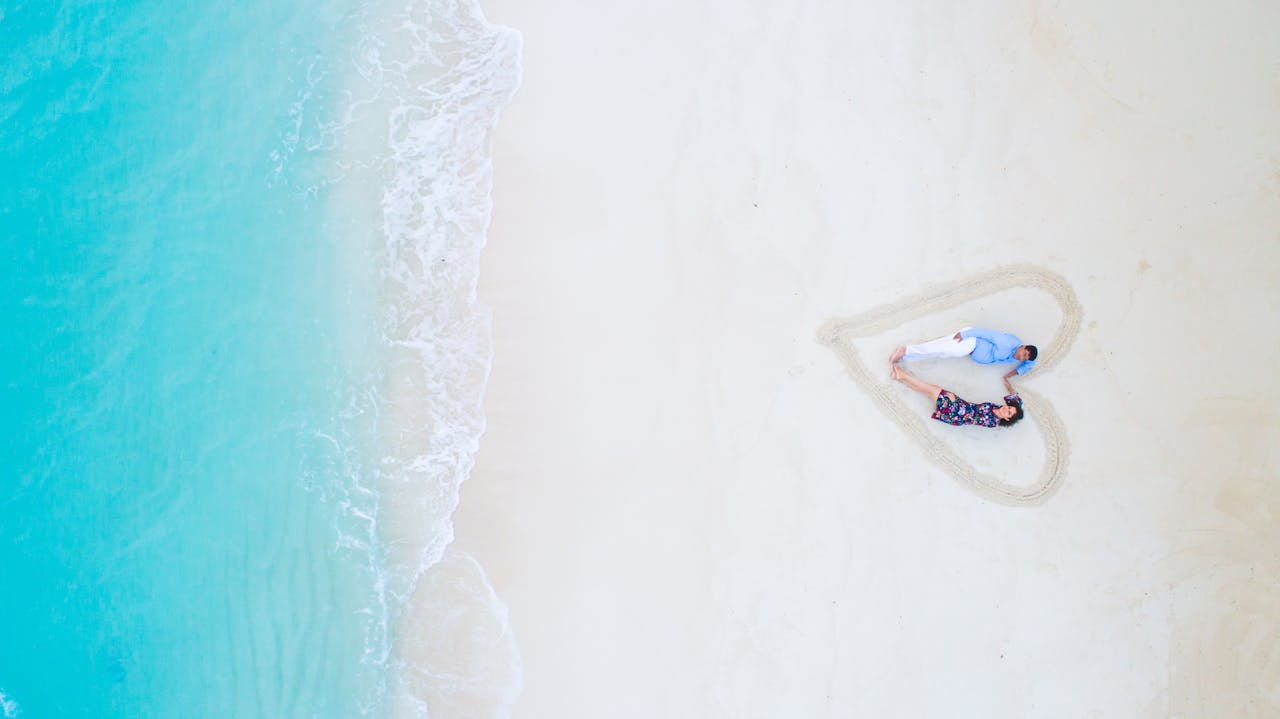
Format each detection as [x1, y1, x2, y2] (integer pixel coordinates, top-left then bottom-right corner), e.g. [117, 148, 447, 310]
[960, 327, 1009, 344]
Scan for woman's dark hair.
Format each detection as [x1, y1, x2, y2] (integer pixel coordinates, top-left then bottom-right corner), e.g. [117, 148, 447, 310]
[998, 400, 1025, 427]
[1024, 345, 1039, 360]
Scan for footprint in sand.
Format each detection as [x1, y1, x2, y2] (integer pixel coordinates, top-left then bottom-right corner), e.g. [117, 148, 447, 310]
[818, 264, 1083, 507]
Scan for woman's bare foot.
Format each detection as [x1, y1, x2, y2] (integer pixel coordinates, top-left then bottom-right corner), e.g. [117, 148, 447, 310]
[889, 346, 906, 363]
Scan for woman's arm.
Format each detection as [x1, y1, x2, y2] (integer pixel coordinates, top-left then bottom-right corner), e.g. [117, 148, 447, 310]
[1003, 377, 1015, 394]
[892, 364, 943, 401]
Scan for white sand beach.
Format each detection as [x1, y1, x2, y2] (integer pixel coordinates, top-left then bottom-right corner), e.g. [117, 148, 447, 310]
[455, 1, 1280, 716]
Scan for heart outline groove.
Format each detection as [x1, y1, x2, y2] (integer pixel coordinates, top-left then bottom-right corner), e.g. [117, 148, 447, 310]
[819, 264, 1083, 506]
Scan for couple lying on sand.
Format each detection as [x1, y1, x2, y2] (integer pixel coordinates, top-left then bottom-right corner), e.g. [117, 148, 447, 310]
[889, 327, 1038, 429]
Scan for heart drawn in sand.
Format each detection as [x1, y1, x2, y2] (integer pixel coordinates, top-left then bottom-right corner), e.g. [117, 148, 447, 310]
[818, 264, 1083, 506]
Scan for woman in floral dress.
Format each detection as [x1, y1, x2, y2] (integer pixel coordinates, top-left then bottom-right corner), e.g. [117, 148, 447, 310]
[890, 364, 1024, 428]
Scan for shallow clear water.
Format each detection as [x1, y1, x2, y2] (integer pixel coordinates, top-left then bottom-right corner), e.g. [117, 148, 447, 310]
[0, 0, 520, 715]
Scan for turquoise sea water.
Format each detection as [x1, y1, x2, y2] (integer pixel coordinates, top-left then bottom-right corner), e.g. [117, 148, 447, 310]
[1, 1, 521, 716]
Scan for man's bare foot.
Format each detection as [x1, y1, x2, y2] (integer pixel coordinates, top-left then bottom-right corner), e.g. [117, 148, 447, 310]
[889, 346, 906, 363]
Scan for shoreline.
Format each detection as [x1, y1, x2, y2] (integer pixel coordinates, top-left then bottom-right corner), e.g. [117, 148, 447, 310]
[325, 0, 524, 714]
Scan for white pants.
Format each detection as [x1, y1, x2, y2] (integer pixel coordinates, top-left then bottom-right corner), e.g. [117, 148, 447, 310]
[903, 331, 976, 361]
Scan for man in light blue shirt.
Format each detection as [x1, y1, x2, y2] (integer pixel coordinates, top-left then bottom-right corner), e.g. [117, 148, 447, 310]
[891, 327, 1038, 378]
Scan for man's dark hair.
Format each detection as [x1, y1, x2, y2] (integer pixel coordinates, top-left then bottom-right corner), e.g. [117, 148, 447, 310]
[998, 400, 1025, 427]
[1024, 345, 1038, 361]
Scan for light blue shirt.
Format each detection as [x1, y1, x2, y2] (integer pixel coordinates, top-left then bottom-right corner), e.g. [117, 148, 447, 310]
[961, 327, 1035, 375]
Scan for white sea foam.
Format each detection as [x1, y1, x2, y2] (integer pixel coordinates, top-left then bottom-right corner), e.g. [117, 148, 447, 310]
[315, 0, 523, 715]
[0, 689, 18, 719]
[389, 550, 523, 717]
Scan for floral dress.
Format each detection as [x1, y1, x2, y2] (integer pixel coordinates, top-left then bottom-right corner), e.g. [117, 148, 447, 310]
[932, 391, 1020, 428]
